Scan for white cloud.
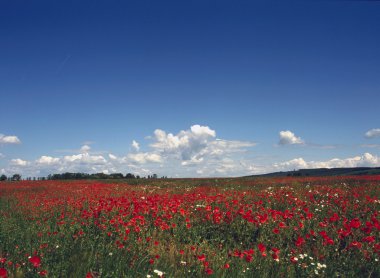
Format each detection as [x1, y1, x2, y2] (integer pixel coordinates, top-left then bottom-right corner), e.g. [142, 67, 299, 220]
[148, 125, 256, 165]
[127, 152, 162, 164]
[181, 156, 204, 166]
[190, 125, 216, 137]
[190, 158, 261, 177]
[274, 152, 380, 171]
[80, 144, 91, 153]
[365, 128, 380, 139]
[131, 140, 140, 151]
[151, 125, 216, 160]
[108, 153, 117, 160]
[36, 156, 60, 165]
[0, 125, 259, 177]
[0, 134, 21, 144]
[0, 153, 4, 158]
[207, 139, 256, 155]
[63, 153, 106, 164]
[278, 130, 304, 145]
[10, 158, 29, 166]
[273, 158, 308, 170]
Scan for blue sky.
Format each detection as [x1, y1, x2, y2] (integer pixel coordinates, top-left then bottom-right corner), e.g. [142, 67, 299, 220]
[1, 0, 380, 177]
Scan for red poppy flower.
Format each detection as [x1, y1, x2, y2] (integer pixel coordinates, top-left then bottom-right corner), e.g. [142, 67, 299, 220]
[290, 256, 298, 264]
[362, 236, 375, 243]
[272, 253, 279, 261]
[0, 268, 7, 278]
[258, 243, 266, 253]
[273, 228, 280, 234]
[349, 218, 361, 229]
[38, 270, 48, 276]
[245, 254, 253, 262]
[349, 241, 362, 249]
[295, 236, 305, 247]
[29, 256, 41, 268]
[205, 268, 213, 275]
[197, 254, 206, 261]
[85, 272, 96, 278]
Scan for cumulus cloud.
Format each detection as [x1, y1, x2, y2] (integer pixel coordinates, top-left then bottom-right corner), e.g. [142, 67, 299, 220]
[151, 125, 216, 160]
[131, 140, 140, 151]
[208, 139, 256, 154]
[0, 134, 21, 144]
[63, 153, 107, 164]
[274, 153, 380, 171]
[108, 153, 117, 160]
[36, 156, 60, 165]
[127, 152, 162, 164]
[10, 158, 29, 166]
[273, 158, 308, 170]
[149, 124, 255, 164]
[0, 125, 257, 177]
[365, 128, 380, 139]
[80, 144, 91, 153]
[278, 130, 304, 145]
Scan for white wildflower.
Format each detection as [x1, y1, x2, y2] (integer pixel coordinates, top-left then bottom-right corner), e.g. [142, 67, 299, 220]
[154, 270, 164, 277]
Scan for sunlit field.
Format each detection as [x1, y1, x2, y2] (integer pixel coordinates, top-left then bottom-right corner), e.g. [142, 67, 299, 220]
[0, 176, 379, 277]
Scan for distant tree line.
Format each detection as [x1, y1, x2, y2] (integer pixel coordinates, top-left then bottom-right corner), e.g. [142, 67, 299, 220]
[0, 174, 21, 181]
[0, 172, 168, 181]
[46, 172, 142, 180]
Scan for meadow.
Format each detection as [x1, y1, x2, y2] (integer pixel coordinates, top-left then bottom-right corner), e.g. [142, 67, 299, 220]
[0, 176, 379, 277]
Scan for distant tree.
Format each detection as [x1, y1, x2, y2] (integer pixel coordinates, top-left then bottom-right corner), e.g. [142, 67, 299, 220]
[152, 174, 158, 179]
[125, 173, 135, 179]
[109, 173, 124, 179]
[0, 174, 7, 181]
[98, 173, 108, 179]
[91, 173, 108, 179]
[12, 174, 21, 181]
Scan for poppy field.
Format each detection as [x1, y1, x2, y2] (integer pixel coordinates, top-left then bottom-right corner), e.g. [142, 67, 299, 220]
[0, 176, 379, 277]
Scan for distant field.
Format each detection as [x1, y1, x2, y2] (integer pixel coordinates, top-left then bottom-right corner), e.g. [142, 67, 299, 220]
[0, 176, 379, 277]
